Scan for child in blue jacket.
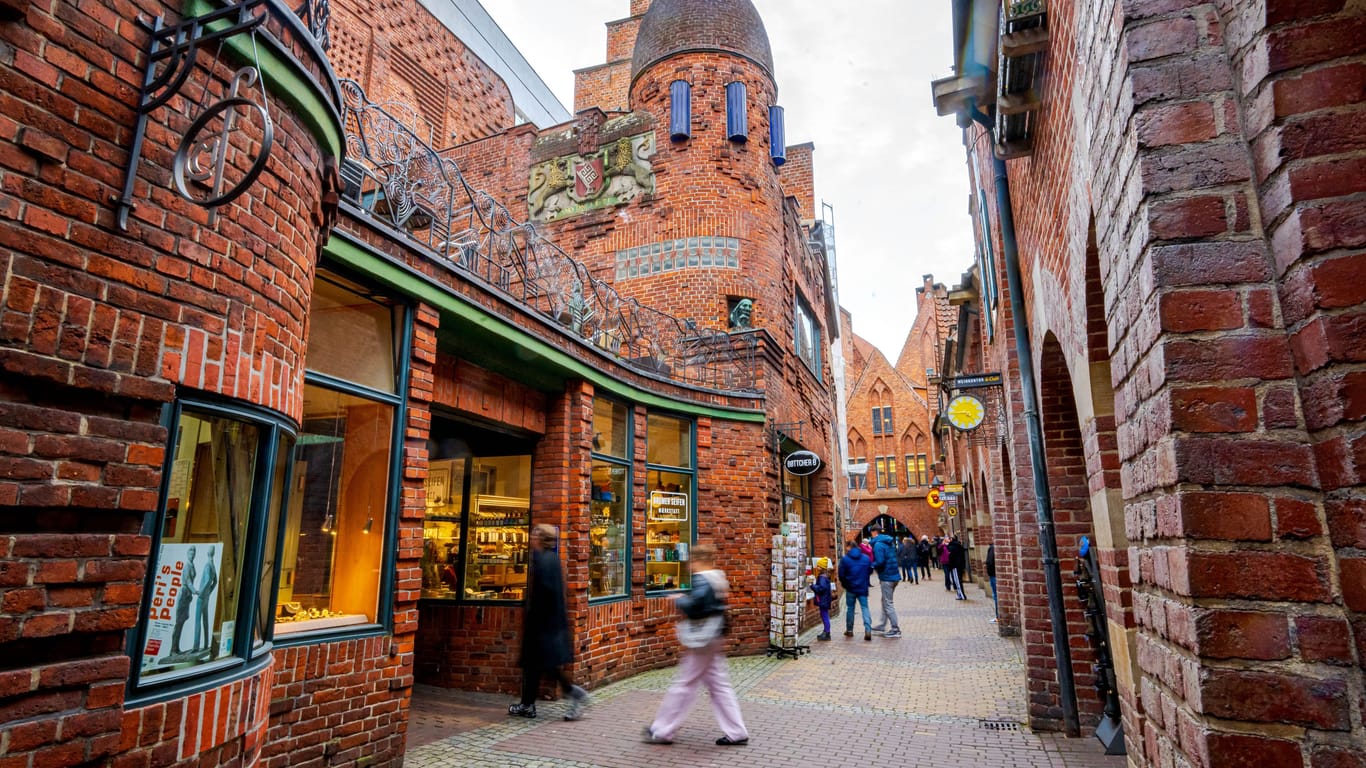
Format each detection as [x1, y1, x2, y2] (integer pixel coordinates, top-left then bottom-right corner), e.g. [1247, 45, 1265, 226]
[811, 557, 834, 641]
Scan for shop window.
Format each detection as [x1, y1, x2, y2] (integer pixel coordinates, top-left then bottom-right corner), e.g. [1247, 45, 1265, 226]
[464, 455, 532, 601]
[277, 386, 393, 635]
[306, 274, 399, 394]
[137, 404, 293, 687]
[646, 413, 694, 593]
[421, 458, 466, 599]
[590, 399, 630, 600]
[277, 268, 406, 637]
[795, 297, 821, 378]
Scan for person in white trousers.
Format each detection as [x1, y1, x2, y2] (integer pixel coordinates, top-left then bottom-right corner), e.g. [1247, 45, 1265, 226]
[643, 543, 749, 746]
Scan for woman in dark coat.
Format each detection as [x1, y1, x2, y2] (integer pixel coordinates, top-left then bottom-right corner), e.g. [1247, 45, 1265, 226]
[509, 524, 590, 720]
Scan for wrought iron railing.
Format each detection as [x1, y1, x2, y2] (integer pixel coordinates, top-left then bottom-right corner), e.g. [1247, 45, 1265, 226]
[337, 79, 761, 393]
[294, 0, 330, 50]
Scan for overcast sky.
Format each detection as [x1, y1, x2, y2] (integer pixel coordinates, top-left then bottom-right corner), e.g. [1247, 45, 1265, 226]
[482, 1, 974, 361]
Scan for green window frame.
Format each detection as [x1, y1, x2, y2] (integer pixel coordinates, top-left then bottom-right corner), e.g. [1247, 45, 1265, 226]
[590, 398, 632, 602]
[644, 412, 695, 594]
[130, 399, 296, 695]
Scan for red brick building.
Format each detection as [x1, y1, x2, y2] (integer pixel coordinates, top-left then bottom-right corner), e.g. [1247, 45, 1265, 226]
[841, 279, 955, 540]
[0, 0, 837, 766]
[932, 0, 1366, 762]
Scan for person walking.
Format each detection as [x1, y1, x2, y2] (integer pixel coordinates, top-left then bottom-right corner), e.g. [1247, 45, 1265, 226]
[947, 534, 968, 600]
[837, 538, 874, 641]
[643, 543, 749, 746]
[986, 543, 998, 622]
[509, 525, 590, 721]
[898, 536, 919, 584]
[811, 557, 834, 641]
[868, 524, 902, 638]
[940, 537, 953, 591]
[917, 535, 933, 580]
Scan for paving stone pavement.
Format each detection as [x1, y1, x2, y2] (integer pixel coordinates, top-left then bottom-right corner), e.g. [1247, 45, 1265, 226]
[406, 575, 1125, 767]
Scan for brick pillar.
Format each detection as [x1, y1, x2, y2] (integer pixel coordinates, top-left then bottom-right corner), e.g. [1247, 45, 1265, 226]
[1089, 1, 1364, 764]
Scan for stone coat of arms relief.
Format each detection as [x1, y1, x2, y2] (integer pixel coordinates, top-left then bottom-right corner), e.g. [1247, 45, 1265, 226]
[528, 132, 656, 222]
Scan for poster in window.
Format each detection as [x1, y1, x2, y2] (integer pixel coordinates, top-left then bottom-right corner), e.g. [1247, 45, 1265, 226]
[141, 543, 223, 674]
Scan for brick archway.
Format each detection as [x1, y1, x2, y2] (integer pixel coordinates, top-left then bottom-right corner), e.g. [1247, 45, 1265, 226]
[1023, 333, 1102, 733]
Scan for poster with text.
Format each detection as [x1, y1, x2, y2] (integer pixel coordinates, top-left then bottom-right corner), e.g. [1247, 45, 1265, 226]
[141, 542, 223, 674]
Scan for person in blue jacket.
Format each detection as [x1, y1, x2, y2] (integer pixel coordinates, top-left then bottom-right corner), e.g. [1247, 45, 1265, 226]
[868, 524, 902, 638]
[837, 539, 874, 641]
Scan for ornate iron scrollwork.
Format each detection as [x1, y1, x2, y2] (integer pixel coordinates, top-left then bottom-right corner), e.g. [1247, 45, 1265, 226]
[114, 0, 277, 230]
[172, 67, 274, 225]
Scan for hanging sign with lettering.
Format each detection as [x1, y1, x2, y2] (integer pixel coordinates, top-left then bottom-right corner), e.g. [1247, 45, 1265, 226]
[783, 450, 823, 476]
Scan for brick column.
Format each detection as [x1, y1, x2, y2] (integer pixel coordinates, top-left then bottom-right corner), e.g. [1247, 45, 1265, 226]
[1087, 1, 1364, 763]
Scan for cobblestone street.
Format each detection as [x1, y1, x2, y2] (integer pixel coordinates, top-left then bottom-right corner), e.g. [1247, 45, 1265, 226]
[406, 576, 1124, 767]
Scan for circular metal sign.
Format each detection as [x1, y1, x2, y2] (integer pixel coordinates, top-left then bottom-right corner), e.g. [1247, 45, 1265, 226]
[946, 394, 987, 431]
[948, 506, 959, 517]
[783, 450, 823, 476]
[927, 489, 944, 509]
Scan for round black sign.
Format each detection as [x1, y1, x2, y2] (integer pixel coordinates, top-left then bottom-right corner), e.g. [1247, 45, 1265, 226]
[783, 450, 823, 476]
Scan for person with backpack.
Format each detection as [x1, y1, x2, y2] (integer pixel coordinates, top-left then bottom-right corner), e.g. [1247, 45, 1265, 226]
[643, 543, 748, 746]
[837, 538, 874, 641]
[868, 523, 902, 638]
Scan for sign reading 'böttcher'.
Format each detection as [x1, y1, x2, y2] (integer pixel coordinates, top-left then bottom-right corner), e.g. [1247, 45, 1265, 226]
[783, 450, 823, 476]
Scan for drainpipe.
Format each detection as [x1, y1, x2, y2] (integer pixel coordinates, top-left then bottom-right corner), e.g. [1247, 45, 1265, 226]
[966, 102, 1080, 736]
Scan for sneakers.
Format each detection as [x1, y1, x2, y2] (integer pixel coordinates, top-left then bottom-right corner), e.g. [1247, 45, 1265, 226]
[507, 703, 536, 718]
[716, 736, 749, 746]
[883, 630, 902, 639]
[564, 686, 590, 721]
[989, 618, 998, 623]
[642, 726, 673, 745]
[816, 632, 831, 641]
[864, 630, 872, 641]
[844, 629, 853, 637]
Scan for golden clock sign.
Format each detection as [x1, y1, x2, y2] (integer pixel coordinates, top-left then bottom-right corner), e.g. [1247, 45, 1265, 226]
[946, 394, 987, 431]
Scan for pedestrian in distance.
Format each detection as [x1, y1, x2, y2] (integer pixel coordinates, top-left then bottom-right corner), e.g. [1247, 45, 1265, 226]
[857, 533, 874, 566]
[837, 538, 874, 641]
[509, 525, 590, 721]
[986, 543, 998, 622]
[948, 534, 968, 600]
[899, 535, 919, 584]
[940, 537, 953, 591]
[643, 543, 749, 746]
[917, 535, 933, 580]
[811, 557, 834, 640]
[868, 524, 902, 638]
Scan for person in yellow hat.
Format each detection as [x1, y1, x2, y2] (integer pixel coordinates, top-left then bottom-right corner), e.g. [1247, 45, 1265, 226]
[811, 556, 834, 641]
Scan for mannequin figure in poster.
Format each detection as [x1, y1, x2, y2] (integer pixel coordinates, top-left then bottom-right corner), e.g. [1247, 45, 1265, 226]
[171, 546, 197, 655]
[194, 549, 218, 652]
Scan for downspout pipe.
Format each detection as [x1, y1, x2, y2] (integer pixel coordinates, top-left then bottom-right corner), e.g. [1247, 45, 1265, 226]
[966, 101, 1080, 736]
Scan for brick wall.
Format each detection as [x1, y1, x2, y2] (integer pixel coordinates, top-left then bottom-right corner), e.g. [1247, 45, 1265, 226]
[328, 0, 514, 146]
[949, 0, 1366, 761]
[777, 142, 815, 223]
[0, 0, 335, 762]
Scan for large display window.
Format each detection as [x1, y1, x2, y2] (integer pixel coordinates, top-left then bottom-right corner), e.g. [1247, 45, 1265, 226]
[276, 386, 394, 635]
[138, 404, 293, 687]
[783, 467, 814, 554]
[275, 269, 405, 639]
[420, 443, 533, 603]
[590, 397, 631, 600]
[645, 413, 694, 594]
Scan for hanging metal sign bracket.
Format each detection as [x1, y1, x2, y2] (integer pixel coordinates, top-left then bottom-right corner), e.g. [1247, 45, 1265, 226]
[113, 0, 273, 230]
